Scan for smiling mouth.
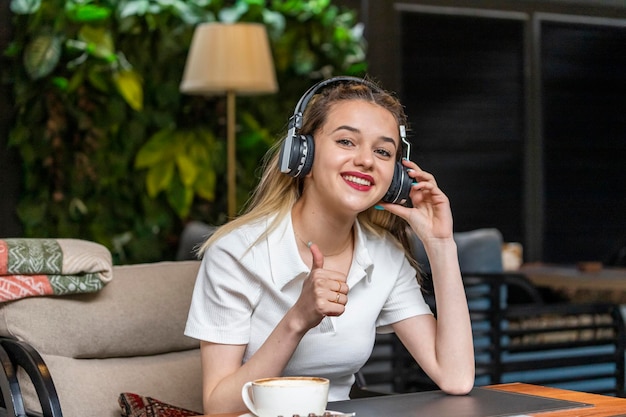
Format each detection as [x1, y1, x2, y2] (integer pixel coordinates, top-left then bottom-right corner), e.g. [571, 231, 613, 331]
[343, 174, 372, 187]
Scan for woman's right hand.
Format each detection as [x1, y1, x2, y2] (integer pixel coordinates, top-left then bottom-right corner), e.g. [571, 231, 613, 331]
[289, 243, 349, 331]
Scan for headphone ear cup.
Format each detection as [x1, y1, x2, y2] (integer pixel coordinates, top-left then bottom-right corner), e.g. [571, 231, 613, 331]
[280, 134, 315, 178]
[382, 162, 412, 205]
[298, 134, 315, 177]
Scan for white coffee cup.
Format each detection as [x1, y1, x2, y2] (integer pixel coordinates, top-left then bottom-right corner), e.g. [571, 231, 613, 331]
[241, 376, 329, 417]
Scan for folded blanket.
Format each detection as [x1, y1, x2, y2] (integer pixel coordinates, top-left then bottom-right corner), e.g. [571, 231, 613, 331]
[0, 238, 113, 302]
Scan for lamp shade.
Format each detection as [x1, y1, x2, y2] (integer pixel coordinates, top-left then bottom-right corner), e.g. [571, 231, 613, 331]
[180, 22, 278, 95]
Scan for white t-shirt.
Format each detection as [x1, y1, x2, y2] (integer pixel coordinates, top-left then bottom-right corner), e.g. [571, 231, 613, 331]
[184, 214, 432, 401]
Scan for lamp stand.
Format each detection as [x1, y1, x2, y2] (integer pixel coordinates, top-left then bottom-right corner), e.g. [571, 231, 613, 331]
[226, 90, 236, 218]
[180, 23, 277, 220]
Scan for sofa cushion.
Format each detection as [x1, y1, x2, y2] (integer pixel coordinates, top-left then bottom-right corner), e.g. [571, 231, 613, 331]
[0, 261, 200, 358]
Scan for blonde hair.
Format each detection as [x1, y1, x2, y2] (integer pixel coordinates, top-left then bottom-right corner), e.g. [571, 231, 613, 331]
[198, 78, 422, 280]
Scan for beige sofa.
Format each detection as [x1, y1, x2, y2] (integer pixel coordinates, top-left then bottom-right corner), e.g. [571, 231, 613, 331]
[0, 260, 203, 417]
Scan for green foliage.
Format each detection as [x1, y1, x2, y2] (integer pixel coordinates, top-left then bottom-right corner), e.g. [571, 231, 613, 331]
[4, 0, 367, 264]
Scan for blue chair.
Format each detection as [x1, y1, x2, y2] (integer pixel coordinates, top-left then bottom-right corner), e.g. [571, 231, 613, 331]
[410, 228, 504, 274]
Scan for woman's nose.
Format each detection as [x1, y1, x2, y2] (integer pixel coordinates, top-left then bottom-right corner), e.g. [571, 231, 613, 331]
[354, 148, 374, 169]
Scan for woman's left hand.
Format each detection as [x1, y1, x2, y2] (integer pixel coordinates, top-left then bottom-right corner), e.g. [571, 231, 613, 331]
[379, 160, 453, 242]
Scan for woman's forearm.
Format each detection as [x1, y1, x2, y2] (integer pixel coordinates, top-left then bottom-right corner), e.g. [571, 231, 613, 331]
[424, 238, 475, 393]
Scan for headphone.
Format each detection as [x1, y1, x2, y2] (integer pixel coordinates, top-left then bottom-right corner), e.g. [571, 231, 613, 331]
[278, 76, 413, 205]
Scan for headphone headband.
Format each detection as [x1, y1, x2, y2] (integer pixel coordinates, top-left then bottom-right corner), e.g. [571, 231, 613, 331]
[288, 76, 380, 132]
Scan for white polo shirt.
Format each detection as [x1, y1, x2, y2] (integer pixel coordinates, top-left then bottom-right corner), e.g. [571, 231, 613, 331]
[185, 214, 432, 401]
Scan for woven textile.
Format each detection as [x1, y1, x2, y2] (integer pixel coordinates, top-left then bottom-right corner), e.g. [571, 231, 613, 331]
[118, 392, 201, 417]
[0, 238, 112, 302]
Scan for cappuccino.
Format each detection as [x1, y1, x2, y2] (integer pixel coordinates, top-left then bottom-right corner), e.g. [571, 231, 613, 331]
[242, 376, 329, 417]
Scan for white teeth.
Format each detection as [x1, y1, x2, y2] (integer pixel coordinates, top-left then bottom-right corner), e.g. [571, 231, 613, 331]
[343, 175, 371, 186]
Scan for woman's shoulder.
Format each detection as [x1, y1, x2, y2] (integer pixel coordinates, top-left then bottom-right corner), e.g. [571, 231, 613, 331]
[211, 218, 266, 245]
[207, 213, 283, 254]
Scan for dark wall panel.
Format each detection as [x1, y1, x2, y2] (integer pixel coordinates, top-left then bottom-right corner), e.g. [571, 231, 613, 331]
[542, 21, 626, 263]
[400, 12, 525, 243]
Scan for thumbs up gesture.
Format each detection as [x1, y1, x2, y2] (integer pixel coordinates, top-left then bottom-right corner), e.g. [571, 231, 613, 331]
[291, 242, 349, 330]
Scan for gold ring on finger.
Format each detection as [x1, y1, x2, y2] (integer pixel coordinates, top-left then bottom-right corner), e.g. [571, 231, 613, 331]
[335, 292, 341, 303]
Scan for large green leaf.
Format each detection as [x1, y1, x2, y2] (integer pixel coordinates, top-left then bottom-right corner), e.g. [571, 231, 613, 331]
[188, 146, 211, 172]
[113, 69, 143, 111]
[146, 160, 175, 197]
[78, 25, 116, 60]
[65, 2, 112, 22]
[87, 67, 110, 92]
[176, 153, 198, 187]
[23, 34, 62, 80]
[118, 0, 150, 18]
[194, 168, 216, 201]
[218, 2, 249, 23]
[167, 176, 194, 218]
[135, 129, 177, 168]
[66, 67, 86, 92]
[262, 9, 285, 36]
[10, 0, 41, 15]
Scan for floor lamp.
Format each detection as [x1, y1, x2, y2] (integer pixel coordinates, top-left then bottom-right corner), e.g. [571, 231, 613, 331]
[180, 22, 278, 218]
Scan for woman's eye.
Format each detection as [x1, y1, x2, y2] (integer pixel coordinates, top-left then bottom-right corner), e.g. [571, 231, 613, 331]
[375, 148, 393, 158]
[336, 138, 354, 146]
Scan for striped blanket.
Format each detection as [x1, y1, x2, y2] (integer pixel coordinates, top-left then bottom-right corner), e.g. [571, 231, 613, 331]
[0, 239, 113, 302]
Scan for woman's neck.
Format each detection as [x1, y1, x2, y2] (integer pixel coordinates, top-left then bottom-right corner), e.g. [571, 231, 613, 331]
[291, 199, 355, 258]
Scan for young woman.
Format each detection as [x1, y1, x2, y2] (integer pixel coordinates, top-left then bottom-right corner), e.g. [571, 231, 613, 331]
[185, 76, 474, 414]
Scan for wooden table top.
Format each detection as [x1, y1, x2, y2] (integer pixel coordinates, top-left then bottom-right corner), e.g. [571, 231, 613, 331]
[521, 263, 626, 290]
[489, 383, 626, 417]
[198, 383, 626, 417]
[519, 263, 626, 303]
